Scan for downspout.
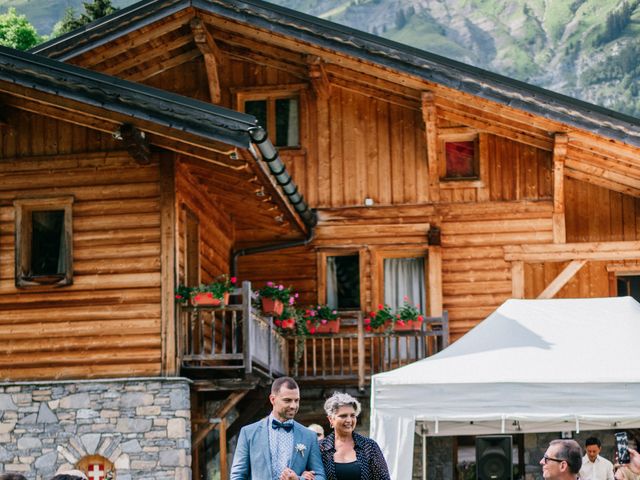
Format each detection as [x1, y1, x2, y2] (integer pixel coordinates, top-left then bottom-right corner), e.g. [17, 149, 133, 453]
[231, 126, 318, 277]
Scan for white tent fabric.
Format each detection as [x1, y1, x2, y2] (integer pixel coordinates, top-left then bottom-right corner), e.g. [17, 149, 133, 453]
[370, 297, 640, 480]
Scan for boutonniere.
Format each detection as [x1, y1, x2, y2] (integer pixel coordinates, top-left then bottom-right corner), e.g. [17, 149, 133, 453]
[295, 443, 306, 456]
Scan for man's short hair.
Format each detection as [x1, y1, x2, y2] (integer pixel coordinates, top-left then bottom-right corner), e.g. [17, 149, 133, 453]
[550, 439, 582, 474]
[0, 474, 28, 480]
[585, 437, 601, 448]
[271, 376, 298, 394]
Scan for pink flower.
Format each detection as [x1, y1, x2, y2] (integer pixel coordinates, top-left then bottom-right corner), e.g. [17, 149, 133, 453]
[294, 292, 299, 298]
[321, 319, 328, 325]
[289, 297, 295, 305]
[266, 281, 274, 287]
[332, 310, 337, 315]
[364, 318, 371, 325]
[309, 326, 316, 334]
[230, 276, 237, 284]
[278, 285, 284, 290]
[403, 295, 409, 301]
[175, 294, 183, 299]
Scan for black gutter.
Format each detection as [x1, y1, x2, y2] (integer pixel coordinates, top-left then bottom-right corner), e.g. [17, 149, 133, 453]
[248, 127, 317, 229]
[230, 126, 318, 276]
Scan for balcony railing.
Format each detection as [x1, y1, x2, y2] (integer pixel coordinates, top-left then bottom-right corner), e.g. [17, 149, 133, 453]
[177, 281, 288, 378]
[288, 311, 448, 389]
[177, 283, 448, 388]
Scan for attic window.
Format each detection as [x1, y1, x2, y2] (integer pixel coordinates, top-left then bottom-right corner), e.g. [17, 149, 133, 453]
[441, 136, 479, 180]
[14, 197, 73, 287]
[236, 86, 306, 148]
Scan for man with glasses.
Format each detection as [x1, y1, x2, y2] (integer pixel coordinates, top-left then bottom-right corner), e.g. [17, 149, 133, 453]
[540, 439, 582, 479]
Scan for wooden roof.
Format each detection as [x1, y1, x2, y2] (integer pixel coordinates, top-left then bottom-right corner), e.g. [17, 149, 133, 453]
[32, 0, 640, 198]
[0, 45, 310, 239]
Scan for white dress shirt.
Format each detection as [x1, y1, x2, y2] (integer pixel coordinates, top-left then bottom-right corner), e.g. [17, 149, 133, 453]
[579, 454, 614, 480]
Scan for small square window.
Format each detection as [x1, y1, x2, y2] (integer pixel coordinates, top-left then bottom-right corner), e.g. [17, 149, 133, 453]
[242, 95, 299, 148]
[444, 140, 477, 179]
[14, 197, 73, 287]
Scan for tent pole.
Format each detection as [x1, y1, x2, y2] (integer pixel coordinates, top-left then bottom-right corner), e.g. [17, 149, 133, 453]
[422, 429, 428, 480]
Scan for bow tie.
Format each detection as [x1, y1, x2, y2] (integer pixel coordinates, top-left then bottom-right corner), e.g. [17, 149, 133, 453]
[272, 419, 293, 432]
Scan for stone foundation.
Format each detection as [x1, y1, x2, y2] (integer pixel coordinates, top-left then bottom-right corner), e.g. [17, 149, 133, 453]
[0, 378, 191, 480]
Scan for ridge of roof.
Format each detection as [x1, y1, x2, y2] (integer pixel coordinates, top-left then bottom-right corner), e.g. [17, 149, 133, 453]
[32, 0, 640, 147]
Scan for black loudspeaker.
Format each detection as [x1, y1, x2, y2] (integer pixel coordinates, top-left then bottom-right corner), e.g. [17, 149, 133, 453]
[476, 435, 513, 480]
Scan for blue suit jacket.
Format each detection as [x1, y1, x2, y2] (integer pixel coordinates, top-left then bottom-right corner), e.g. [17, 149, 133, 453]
[230, 417, 326, 480]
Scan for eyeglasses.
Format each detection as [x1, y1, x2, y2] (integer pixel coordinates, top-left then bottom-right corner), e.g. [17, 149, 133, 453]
[542, 455, 565, 464]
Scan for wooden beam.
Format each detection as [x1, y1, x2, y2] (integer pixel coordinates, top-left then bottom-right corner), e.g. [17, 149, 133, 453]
[128, 48, 201, 82]
[504, 241, 640, 262]
[537, 260, 586, 299]
[421, 91, 440, 202]
[190, 17, 223, 104]
[428, 246, 443, 316]
[306, 55, 331, 99]
[116, 123, 151, 165]
[552, 133, 568, 243]
[159, 152, 177, 376]
[511, 261, 525, 298]
[192, 390, 248, 449]
[219, 418, 228, 480]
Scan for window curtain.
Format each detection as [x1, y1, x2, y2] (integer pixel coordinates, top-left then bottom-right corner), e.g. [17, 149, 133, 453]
[383, 257, 426, 314]
[326, 256, 338, 309]
[383, 257, 426, 360]
[287, 98, 299, 146]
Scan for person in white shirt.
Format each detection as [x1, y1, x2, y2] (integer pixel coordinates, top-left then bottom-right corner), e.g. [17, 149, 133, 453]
[580, 437, 614, 480]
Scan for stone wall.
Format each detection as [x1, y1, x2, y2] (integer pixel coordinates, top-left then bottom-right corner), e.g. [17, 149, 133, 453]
[0, 378, 191, 480]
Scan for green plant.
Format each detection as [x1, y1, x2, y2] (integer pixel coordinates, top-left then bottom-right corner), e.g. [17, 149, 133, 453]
[303, 304, 339, 333]
[367, 303, 394, 331]
[257, 281, 295, 303]
[193, 274, 236, 299]
[398, 299, 424, 326]
[176, 274, 237, 302]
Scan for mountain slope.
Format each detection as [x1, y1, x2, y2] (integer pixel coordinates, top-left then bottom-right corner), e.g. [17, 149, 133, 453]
[2, 0, 639, 117]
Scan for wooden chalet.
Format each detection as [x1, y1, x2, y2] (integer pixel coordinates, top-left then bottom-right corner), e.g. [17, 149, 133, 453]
[1, 0, 640, 477]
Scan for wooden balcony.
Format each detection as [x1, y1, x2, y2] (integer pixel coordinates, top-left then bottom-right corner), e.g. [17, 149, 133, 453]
[177, 281, 288, 383]
[177, 282, 449, 389]
[289, 311, 449, 390]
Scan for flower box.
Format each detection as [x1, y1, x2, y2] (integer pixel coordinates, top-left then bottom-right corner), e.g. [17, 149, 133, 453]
[261, 297, 284, 316]
[192, 292, 229, 307]
[387, 318, 423, 331]
[308, 318, 341, 334]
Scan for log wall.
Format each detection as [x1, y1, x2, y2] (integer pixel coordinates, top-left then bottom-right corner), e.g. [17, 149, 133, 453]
[0, 109, 163, 380]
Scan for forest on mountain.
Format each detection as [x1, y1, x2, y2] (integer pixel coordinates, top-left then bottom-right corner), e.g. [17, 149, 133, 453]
[2, 0, 639, 117]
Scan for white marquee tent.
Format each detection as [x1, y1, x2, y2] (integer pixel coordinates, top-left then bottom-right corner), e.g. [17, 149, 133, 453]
[370, 297, 640, 480]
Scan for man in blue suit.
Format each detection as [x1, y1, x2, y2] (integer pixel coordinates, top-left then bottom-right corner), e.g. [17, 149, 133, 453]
[230, 377, 325, 480]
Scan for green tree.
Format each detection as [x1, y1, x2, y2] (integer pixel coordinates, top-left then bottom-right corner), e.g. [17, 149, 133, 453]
[56, 0, 118, 36]
[0, 8, 42, 50]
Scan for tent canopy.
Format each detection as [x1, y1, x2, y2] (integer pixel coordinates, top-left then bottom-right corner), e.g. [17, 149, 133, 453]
[371, 297, 640, 479]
